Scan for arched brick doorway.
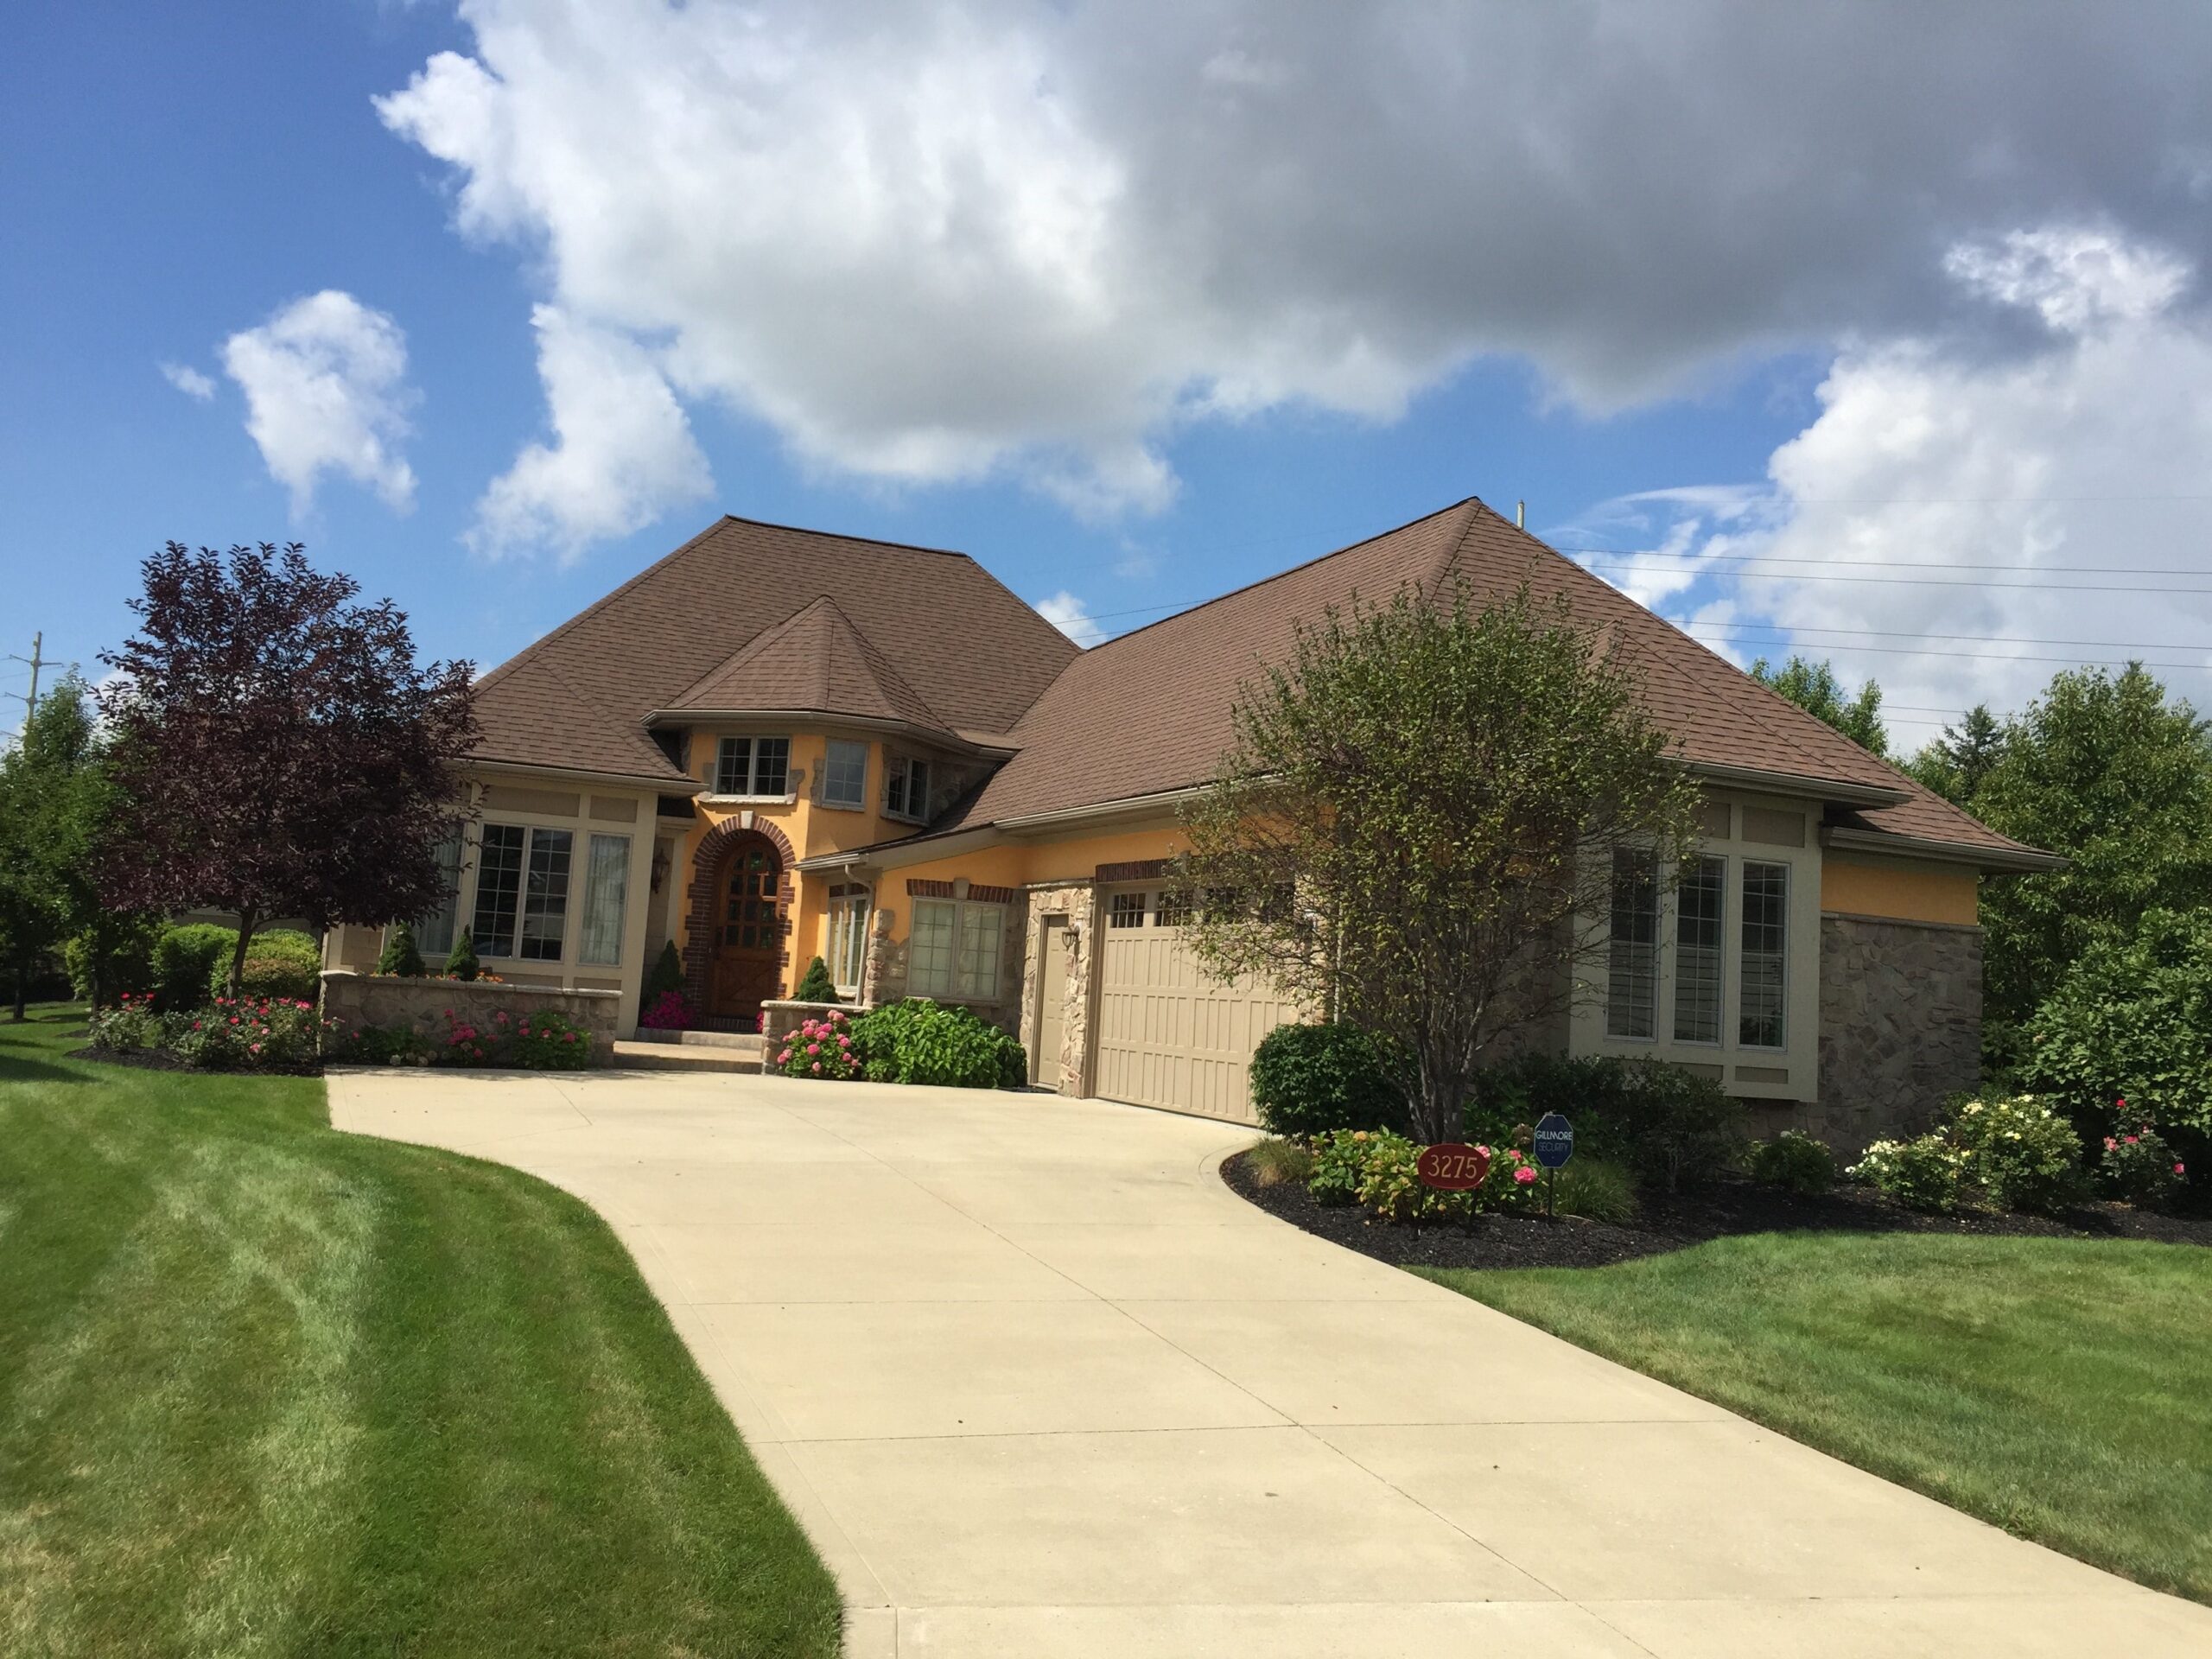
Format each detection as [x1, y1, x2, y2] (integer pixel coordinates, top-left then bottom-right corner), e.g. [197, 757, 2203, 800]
[683, 817, 798, 1030]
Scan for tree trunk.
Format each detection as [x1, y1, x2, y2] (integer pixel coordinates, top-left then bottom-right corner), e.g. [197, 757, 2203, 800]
[227, 906, 259, 997]
[10, 960, 25, 1023]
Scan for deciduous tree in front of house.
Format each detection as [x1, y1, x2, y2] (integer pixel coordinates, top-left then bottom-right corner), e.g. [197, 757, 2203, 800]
[0, 674, 108, 1020]
[1173, 582, 1703, 1145]
[98, 542, 480, 994]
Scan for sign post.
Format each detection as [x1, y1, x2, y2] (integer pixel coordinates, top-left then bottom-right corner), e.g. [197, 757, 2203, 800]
[1531, 1112, 1574, 1219]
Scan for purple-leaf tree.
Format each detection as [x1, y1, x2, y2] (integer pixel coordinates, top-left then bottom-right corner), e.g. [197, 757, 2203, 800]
[99, 543, 478, 994]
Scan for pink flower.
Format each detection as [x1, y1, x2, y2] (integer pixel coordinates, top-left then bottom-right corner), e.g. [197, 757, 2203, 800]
[2105, 1137, 2119, 1151]
[2125, 1135, 2139, 1145]
[806, 1042, 819, 1055]
[250, 1044, 262, 1054]
[1513, 1166, 1539, 1185]
[810, 1062, 822, 1073]
[2177, 1163, 2188, 1176]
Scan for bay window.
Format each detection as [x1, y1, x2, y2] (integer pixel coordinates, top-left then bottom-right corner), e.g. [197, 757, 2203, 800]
[1738, 861, 1789, 1049]
[1672, 855, 1726, 1044]
[579, 833, 630, 965]
[1605, 849, 1659, 1039]
[472, 823, 574, 961]
[416, 832, 463, 955]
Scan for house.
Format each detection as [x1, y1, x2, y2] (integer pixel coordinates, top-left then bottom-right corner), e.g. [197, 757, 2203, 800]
[324, 498, 2056, 1149]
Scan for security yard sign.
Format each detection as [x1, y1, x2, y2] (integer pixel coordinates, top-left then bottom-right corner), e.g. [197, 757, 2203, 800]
[1532, 1113, 1575, 1169]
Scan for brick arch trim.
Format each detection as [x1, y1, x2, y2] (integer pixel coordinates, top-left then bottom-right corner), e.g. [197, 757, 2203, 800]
[682, 817, 799, 1020]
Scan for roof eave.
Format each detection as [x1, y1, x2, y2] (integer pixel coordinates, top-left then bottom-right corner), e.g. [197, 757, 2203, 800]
[1688, 760, 1908, 810]
[468, 756, 701, 794]
[1823, 824, 2065, 874]
[642, 707, 989, 751]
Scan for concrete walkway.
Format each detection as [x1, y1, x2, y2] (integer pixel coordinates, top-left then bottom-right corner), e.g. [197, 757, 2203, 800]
[330, 1068, 2212, 1658]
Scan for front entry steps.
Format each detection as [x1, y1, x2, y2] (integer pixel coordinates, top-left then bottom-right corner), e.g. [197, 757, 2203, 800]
[611, 1029, 766, 1073]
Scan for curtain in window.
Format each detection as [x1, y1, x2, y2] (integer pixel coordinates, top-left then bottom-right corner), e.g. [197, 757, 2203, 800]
[417, 832, 462, 955]
[910, 899, 956, 996]
[580, 834, 630, 965]
[956, 903, 1005, 1000]
[1672, 855, 1726, 1043]
[1738, 861, 1789, 1048]
[1605, 848, 1659, 1039]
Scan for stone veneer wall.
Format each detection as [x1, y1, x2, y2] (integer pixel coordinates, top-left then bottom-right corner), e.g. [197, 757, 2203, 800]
[1018, 882, 1096, 1093]
[321, 969, 622, 1062]
[1806, 912, 1983, 1156]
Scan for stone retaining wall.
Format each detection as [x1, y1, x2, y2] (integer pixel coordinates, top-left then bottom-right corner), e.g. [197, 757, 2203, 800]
[1808, 912, 1982, 1156]
[760, 999, 849, 1046]
[321, 969, 622, 1063]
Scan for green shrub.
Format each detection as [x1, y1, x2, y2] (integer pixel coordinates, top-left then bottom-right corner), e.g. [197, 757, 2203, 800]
[1552, 1156, 1640, 1223]
[849, 999, 1025, 1089]
[1244, 1138, 1317, 1189]
[791, 956, 840, 1004]
[1850, 1133, 1974, 1212]
[1473, 1143, 1546, 1213]
[86, 993, 163, 1052]
[1949, 1093, 2086, 1215]
[773, 1009, 861, 1079]
[377, 923, 426, 977]
[644, 939, 684, 1001]
[509, 1011, 594, 1070]
[344, 1024, 437, 1066]
[2018, 908, 2212, 1140]
[1471, 1053, 1745, 1191]
[1750, 1130, 1837, 1196]
[1307, 1128, 1374, 1206]
[152, 923, 236, 1011]
[1249, 1021, 1406, 1139]
[65, 913, 162, 1005]
[214, 929, 321, 1005]
[170, 995, 334, 1071]
[2098, 1121, 2188, 1211]
[445, 928, 481, 982]
[1354, 1131, 1475, 1225]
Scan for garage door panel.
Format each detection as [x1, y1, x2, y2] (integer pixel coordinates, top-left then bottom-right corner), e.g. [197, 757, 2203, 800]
[1096, 901, 1301, 1123]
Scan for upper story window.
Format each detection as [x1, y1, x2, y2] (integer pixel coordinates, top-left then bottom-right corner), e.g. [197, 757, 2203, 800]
[715, 735, 790, 798]
[884, 755, 931, 823]
[822, 739, 868, 809]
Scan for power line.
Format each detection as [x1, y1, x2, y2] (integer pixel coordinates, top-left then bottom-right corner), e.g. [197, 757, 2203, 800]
[1562, 546, 2212, 579]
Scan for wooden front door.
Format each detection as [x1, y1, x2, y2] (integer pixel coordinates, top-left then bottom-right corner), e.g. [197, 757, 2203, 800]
[710, 839, 785, 1024]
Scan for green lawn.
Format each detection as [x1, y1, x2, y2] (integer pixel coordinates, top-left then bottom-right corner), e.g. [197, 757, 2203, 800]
[1425, 1231, 2212, 1604]
[0, 1007, 842, 1658]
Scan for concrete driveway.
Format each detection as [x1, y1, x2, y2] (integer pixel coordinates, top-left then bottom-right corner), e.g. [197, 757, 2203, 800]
[329, 1068, 2212, 1658]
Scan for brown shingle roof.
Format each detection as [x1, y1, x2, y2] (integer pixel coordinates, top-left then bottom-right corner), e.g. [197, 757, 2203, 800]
[664, 595, 949, 733]
[471, 515, 1080, 783]
[932, 498, 2042, 864]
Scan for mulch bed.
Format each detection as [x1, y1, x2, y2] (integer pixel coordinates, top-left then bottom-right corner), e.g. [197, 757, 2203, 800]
[1222, 1149, 2212, 1271]
[66, 1046, 324, 1078]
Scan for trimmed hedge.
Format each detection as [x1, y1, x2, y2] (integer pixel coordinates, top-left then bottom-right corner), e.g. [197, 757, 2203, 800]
[1248, 1022, 1406, 1138]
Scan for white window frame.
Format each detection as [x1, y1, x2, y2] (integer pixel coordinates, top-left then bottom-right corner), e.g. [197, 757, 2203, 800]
[907, 896, 1005, 1001]
[472, 822, 575, 963]
[579, 832, 632, 966]
[821, 739, 869, 810]
[825, 884, 872, 995]
[709, 734, 793, 801]
[884, 755, 932, 823]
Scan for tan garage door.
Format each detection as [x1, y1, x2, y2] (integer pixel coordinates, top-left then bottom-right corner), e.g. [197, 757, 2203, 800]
[1093, 887, 1302, 1122]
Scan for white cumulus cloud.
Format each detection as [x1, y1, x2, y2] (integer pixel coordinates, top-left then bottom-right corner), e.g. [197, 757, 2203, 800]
[220, 291, 417, 514]
[1034, 590, 1105, 647]
[377, 1, 2212, 552]
[159, 361, 216, 401]
[1583, 226, 2212, 749]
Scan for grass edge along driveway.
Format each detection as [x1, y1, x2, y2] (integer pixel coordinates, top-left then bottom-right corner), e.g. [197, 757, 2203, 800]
[1425, 1229, 2212, 1605]
[0, 1007, 842, 1658]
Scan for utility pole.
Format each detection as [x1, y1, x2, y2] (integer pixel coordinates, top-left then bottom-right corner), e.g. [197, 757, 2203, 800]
[6, 632, 58, 741]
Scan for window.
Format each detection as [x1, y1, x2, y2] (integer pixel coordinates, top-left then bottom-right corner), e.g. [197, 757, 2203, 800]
[714, 735, 791, 797]
[579, 834, 630, 965]
[822, 739, 868, 808]
[826, 885, 871, 992]
[722, 848, 781, 947]
[957, 903, 1005, 999]
[1154, 890, 1192, 927]
[1672, 855, 1726, 1044]
[471, 824, 525, 957]
[909, 899, 957, 995]
[885, 755, 931, 822]
[1605, 848, 1659, 1039]
[1108, 891, 1147, 928]
[519, 828, 573, 961]
[416, 832, 463, 955]
[909, 898, 1004, 1001]
[1739, 861, 1789, 1048]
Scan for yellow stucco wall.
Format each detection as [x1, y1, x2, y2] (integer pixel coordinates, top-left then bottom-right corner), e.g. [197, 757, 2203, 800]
[863, 824, 1192, 945]
[1819, 856, 1979, 926]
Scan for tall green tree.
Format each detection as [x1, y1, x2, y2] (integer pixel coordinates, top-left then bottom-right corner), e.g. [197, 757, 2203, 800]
[1906, 702, 2005, 807]
[0, 675, 109, 1019]
[1973, 663, 2212, 1031]
[1173, 582, 1703, 1143]
[1748, 656, 1889, 756]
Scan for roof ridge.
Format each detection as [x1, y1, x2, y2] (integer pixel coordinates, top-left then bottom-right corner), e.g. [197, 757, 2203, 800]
[1025, 496, 1486, 679]
[664, 598, 824, 709]
[810, 594, 949, 730]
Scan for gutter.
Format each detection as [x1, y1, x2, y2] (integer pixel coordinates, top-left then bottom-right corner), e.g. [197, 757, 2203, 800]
[1688, 760, 1907, 810]
[1823, 825, 2065, 874]
[471, 758, 701, 795]
[640, 708, 1008, 758]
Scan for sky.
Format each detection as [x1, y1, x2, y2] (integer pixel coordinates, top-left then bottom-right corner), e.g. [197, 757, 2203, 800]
[8, 1, 2212, 759]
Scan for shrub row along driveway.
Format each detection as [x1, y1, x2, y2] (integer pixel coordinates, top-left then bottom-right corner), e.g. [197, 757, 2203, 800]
[333, 1069, 2212, 1658]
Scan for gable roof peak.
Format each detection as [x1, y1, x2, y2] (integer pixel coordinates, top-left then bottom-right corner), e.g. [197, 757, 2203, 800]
[663, 589, 948, 732]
